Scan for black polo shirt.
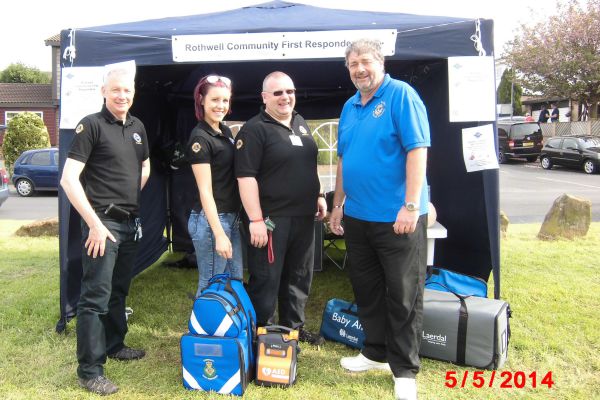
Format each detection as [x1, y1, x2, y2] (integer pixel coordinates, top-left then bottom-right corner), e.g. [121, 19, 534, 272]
[68, 105, 149, 214]
[235, 108, 319, 217]
[186, 120, 240, 213]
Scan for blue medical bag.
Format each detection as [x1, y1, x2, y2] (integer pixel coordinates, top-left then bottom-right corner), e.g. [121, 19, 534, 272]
[319, 298, 365, 349]
[181, 331, 250, 396]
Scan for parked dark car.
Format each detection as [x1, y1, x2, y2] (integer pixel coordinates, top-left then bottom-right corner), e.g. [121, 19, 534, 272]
[11, 148, 59, 197]
[0, 163, 9, 207]
[497, 119, 544, 164]
[540, 136, 600, 174]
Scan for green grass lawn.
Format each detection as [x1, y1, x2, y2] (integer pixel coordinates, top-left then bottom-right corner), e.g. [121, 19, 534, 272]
[0, 220, 599, 399]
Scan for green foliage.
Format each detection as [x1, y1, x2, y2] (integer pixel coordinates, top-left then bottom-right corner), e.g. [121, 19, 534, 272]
[497, 69, 523, 116]
[0, 62, 51, 83]
[1, 112, 50, 173]
[1, 220, 599, 399]
[502, 0, 600, 118]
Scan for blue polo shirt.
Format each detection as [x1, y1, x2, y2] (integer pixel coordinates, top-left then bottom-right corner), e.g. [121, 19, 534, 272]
[338, 74, 430, 222]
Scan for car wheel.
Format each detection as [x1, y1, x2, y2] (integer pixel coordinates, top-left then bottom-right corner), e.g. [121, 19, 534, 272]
[497, 151, 507, 164]
[583, 159, 597, 174]
[540, 156, 553, 170]
[16, 178, 35, 197]
[526, 155, 538, 162]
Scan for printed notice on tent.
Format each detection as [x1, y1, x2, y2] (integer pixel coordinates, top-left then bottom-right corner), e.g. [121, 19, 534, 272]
[462, 124, 498, 172]
[171, 29, 396, 62]
[59, 67, 104, 129]
[448, 56, 496, 122]
[60, 61, 137, 129]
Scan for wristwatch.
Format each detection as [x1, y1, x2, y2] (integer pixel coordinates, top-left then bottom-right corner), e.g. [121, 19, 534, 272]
[405, 202, 420, 212]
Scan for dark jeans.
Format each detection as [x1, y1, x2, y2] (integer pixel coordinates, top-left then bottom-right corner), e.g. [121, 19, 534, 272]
[76, 214, 139, 379]
[344, 214, 427, 378]
[244, 215, 315, 329]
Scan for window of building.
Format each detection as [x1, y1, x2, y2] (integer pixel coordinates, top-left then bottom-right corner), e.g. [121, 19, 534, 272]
[5, 111, 44, 125]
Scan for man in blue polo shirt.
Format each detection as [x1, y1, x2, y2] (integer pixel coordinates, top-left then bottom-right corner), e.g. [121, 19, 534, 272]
[329, 39, 430, 400]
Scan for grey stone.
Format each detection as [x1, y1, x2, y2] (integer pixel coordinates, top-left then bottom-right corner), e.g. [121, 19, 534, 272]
[538, 194, 591, 240]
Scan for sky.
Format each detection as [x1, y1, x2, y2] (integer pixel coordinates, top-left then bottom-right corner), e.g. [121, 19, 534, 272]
[0, 0, 553, 72]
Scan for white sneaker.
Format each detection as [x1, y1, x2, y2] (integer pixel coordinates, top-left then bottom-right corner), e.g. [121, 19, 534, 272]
[394, 377, 417, 400]
[340, 353, 391, 372]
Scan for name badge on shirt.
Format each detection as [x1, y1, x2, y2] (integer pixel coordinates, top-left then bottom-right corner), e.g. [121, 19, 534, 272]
[289, 135, 303, 146]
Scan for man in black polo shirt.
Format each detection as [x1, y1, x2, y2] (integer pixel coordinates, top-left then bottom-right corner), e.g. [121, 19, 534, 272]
[61, 67, 150, 396]
[235, 71, 327, 345]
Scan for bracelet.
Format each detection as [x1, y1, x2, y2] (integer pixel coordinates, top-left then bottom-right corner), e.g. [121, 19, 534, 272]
[318, 193, 326, 198]
[333, 205, 343, 209]
[249, 219, 263, 223]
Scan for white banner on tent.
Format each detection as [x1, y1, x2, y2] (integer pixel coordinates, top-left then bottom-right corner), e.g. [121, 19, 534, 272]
[172, 29, 396, 62]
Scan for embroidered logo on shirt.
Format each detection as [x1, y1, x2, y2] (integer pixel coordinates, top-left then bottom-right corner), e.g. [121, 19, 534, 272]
[75, 124, 84, 134]
[192, 142, 202, 153]
[373, 101, 386, 118]
[299, 125, 309, 135]
[132, 133, 142, 144]
[236, 139, 244, 150]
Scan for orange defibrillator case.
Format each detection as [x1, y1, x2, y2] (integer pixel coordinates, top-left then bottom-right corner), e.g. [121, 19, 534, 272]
[255, 325, 299, 387]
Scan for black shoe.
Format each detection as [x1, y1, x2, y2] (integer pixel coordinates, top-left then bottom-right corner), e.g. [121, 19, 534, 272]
[78, 375, 119, 395]
[299, 328, 325, 346]
[108, 346, 146, 361]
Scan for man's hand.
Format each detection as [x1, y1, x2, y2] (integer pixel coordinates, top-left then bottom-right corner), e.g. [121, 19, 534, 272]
[316, 196, 327, 221]
[85, 223, 117, 258]
[249, 220, 269, 248]
[393, 207, 419, 235]
[329, 207, 344, 236]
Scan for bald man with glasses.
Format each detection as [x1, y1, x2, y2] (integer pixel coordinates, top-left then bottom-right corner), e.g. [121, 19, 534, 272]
[235, 71, 327, 346]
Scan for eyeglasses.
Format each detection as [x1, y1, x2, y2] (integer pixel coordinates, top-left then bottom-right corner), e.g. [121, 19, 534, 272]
[205, 75, 231, 87]
[264, 89, 296, 96]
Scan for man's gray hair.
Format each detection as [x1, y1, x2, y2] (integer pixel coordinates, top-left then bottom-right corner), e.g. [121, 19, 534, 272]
[103, 68, 135, 85]
[344, 38, 385, 67]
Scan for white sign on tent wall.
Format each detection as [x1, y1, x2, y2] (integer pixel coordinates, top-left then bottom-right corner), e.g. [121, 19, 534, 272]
[462, 124, 499, 172]
[60, 61, 137, 130]
[172, 29, 396, 62]
[59, 67, 104, 129]
[448, 56, 496, 122]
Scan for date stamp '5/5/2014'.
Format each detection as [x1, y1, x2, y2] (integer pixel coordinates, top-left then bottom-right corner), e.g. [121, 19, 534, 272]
[445, 370, 554, 389]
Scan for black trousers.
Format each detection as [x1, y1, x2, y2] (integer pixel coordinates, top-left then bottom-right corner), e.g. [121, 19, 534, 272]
[76, 215, 139, 379]
[344, 214, 427, 378]
[245, 215, 315, 329]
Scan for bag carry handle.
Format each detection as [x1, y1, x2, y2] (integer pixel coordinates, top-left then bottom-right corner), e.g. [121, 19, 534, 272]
[426, 283, 470, 365]
[260, 325, 296, 334]
[340, 301, 359, 316]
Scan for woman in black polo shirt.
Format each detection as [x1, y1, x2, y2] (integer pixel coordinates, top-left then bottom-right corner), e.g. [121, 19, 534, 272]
[186, 75, 242, 297]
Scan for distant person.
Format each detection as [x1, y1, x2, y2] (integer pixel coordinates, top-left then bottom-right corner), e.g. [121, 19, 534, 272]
[525, 112, 534, 122]
[185, 75, 242, 297]
[550, 103, 559, 122]
[61, 67, 150, 396]
[235, 71, 327, 346]
[538, 105, 550, 123]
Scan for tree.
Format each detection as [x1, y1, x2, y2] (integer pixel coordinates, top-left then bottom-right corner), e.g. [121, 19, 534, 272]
[502, 0, 600, 119]
[0, 62, 51, 84]
[1, 112, 50, 173]
[497, 68, 523, 116]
